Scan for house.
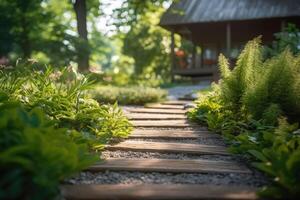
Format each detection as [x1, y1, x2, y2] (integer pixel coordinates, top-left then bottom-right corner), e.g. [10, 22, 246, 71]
[160, 0, 300, 81]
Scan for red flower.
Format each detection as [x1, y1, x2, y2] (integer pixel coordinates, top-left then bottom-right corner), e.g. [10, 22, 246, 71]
[175, 50, 185, 57]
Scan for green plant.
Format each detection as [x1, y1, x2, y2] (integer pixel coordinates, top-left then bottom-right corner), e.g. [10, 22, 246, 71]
[250, 119, 300, 199]
[0, 66, 132, 149]
[243, 50, 300, 124]
[189, 38, 300, 198]
[0, 93, 97, 199]
[188, 85, 223, 129]
[264, 23, 300, 58]
[219, 37, 262, 115]
[90, 85, 167, 105]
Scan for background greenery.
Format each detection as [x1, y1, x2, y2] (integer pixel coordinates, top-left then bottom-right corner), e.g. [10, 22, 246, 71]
[90, 85, 167, 105]
[0, 0, 173, 85]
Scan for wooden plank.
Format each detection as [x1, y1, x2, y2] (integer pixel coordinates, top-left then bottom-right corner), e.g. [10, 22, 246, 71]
[162, 100, 192, 105]
[126, 113, 187, 120]
[131, 120, 200, 128]
[145, 104, 184, 110]
[127, 108, 187, 114]
[62, 184, 258, 200]
[88, 158, 252, 174]
[130, 129, 219, 139]
[106, 141, 230, 155]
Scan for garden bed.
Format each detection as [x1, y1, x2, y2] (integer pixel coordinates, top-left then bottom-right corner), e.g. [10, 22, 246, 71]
[188, 38, 300, 199]
[0, 66, 132, 199]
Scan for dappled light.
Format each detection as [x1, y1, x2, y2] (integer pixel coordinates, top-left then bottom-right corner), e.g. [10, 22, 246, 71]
[1, 0, 300, 199]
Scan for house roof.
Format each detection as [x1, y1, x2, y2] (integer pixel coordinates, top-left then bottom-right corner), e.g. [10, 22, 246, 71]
[160, 0, 300, 26]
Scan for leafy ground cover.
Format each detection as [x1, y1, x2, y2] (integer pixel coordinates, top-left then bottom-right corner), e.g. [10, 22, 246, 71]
[90, 85, 167, 105]
[189, 38, 300, 199]
[0, 64, 132, 199]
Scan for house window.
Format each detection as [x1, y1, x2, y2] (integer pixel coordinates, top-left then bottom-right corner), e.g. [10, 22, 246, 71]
[203, 46, 217, 66]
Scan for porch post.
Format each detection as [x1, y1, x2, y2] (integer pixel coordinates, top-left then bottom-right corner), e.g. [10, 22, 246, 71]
[192, 43, 196, 69]
[281, 20, 286, 31]
[170, 30, 175, 82]
[226, 23, 231, 57]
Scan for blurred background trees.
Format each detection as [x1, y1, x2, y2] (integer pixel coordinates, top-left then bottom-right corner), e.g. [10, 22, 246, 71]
[1, 0, 299, 86]
[0, 0, 172, 84]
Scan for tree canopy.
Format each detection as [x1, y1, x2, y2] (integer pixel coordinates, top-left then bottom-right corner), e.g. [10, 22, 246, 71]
[0, 0, 173, 83]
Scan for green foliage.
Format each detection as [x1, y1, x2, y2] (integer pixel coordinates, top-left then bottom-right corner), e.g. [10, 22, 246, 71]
[188, 85, 222, 127]
[0, 0, 51, 58]
[218, 54, 231, 79]
[249, 119, 300, 199]
[218, 38, 300, 125]
[114, 0, 172, 83]
[0, 64, 132, 198]
[188, 86, 247, 135]
[244, 50, 300, 123]
[219, 38, 262, 114]
[0, 93, 96, 199]
[90, 85, 167, 105]
[0, 0, 115, 69]
[123, 18, 170, 78]
[261, 104, 282, 126]
[0, 3, 14, 56]
[0, 65, 132, 149]
[189, 38, 300, 198]
[264, 23, 300, 58]
[0, 0, 173, 84]
[112, 0, 171, 29]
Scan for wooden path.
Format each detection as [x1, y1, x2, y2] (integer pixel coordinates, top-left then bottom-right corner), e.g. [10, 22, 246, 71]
[62, 184, 257, 200]
[88, 158, 251, 174]
[62, 100, 258, 200]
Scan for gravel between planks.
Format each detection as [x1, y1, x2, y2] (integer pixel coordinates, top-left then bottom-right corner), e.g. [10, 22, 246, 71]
[125, 138, 226, 146]
[101, 151, 237, 162]
[66, 171, 268, 187]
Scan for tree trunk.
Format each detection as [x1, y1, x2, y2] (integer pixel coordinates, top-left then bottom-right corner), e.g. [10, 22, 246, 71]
[73, 0, 89, 72]
[21, 22, 31, 58]
[20, 3, 31, 58]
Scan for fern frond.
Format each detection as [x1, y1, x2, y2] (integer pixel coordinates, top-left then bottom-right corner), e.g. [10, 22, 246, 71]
[218, 54, 231, 79]
[244, 48, 300, 121]
[220, 37, 263, 114]
[235, 36, 262, 89]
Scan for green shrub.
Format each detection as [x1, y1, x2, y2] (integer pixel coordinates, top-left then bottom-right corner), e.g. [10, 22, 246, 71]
[228, 118, 300, 199]
[219, 38, 262, 115]
[90, 85, 167, 105]
[243, 50, 300, 123]
[189, 38, 300, 198]
[0, 65, 132, 199]
[218, 38, 300, 124]
[0, 67, 132, 149]
[249, 119, 300, 199]
[188, 84, 225, 132]
[0, 93, 96, 199]
[264, 23, 300, 58]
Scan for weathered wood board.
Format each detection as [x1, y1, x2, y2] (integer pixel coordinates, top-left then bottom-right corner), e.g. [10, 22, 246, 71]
[131, 120, 200, 128]
[126, 113, 187, 120]
[144, 104, 184, 110]
[88, 158, 252, 174]
[62, 184, 258, 200]
[130, 129, 218, 139]
[162, 100, 193, 105]
[127, 108, 187, 114]
[106, 141, 230, 155]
